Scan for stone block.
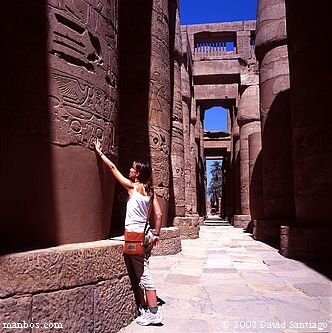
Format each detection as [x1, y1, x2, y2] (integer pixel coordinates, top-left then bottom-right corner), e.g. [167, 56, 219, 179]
[233, 215, 251, 228]
[0, 241, 126, 298]
[149, 227, 182, 256]
[0, 296, 31, 332]
[94, 278, 136, 333]
[31, 286, 94, 333]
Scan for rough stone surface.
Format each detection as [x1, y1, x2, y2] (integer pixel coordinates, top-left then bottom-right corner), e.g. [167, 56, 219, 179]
[0, 296, 32, 332]
[31, 286, 94, 333]
[94, 278, 136, 333]
[0, 240, 125, 298]
[0, 241, 136, 333]
[152, 227, 182, 256]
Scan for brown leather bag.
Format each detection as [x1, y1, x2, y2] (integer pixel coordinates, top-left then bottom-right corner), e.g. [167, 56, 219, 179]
[123, 231, 145, 255]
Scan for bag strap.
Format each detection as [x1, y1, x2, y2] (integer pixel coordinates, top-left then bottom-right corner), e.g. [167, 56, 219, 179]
[143, 196, 153, 235]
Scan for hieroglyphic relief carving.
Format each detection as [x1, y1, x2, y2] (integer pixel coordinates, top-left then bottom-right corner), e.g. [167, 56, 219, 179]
[149, 125, 170, 201]
[47, 0, 119, 154]
[49, 69, 117, 154]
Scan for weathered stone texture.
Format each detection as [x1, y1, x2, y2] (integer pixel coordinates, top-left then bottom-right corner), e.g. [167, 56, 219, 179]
[0, 241, 135, 333]
[94, 278, 136, 333]
[152, 227, 182, 256]
[0, 241, 125, 299]
[31, 286, 94, 333]
[173, 216, 200, 239]
[0, 296, 32, 332]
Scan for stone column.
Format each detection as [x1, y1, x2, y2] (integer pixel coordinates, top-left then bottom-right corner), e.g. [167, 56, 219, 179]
[255, 0, 295, 242]
[181, 62, 192, 215]
[231, 112, 241, 224]
[280, 1, 332, 260]
[116, 0, 171, 229]
[196, 106, 206, 217]
[1, 0, 119, 253]
[177, 29, 200, 238]
[169, 0, 185, 223]
[234, 85, 261, 228]
[190, 98, 198, 214]
[148, 0, 172, 227]
[248, 132, 263, 222]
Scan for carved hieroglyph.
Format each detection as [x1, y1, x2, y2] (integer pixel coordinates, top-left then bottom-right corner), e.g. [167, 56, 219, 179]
[48, 0, 119, 155]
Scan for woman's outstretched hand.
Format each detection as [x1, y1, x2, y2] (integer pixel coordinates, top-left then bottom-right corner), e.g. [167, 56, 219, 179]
[94, 138, 103, 155]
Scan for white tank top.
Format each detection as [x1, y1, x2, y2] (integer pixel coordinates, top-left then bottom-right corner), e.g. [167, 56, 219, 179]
[125, 184, 151, 232]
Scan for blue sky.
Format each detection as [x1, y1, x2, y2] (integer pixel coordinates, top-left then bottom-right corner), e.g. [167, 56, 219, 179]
[179, 0, 258, 187]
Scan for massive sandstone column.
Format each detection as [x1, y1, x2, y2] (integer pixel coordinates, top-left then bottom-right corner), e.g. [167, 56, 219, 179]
[169, 0, 185, 223]
[1, 0, 119, 253]
[231, 112, 242, 223]
[280, 1, 332, 260]
[248, 132, 263, 222]
[234, 85, 261, 228]
[255, 0, 295, 241]
[116, 0, 171, 228]
[148, 0, 171, 227]
[177, 28, 200, 238]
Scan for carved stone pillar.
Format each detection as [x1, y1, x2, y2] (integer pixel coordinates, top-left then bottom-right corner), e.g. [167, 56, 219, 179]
[280, 1, 332, 260]
[231, 113, 241, 225]
[1, 0, 119, 253]
[190, 99, 198, 214]
[234, 85, 261, 228]
[255, 0, 295, 242]
[169, 0, 185, 222]
[181, 65, 192, 215]
[248, 132, 263, 223]
[117, 0, 171, 229]
[148, 0, 171, 227]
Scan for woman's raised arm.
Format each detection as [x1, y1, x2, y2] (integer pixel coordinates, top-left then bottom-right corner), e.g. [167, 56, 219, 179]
[94, 139, 134, 192]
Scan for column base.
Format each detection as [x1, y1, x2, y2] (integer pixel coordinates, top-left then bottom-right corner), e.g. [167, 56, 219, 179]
[253, 219, 293, 243]
[151, 226, 182, 255]
[233, 215, 251, 228]
[0, 240, 136, 332]
[280, 225, 332, 261]
[172, 216, 200, 239]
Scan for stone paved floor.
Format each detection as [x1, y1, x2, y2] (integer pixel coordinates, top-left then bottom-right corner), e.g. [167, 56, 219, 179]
[118, 221, 332, 333]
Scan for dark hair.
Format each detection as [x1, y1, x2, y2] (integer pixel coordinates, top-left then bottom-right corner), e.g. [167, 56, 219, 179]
[134, 161, 154, 196]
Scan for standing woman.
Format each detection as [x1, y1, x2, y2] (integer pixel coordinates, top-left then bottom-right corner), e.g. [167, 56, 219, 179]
[95, 139, 163, 326]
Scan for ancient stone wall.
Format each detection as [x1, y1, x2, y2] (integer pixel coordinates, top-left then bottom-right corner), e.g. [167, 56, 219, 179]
[0, 242, 135, 333]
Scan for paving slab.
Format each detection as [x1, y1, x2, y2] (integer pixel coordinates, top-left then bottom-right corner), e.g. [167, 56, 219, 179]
[118, 224, 332, 333]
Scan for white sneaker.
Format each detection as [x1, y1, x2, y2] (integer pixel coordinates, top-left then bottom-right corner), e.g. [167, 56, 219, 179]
[136, 309, 163, 326]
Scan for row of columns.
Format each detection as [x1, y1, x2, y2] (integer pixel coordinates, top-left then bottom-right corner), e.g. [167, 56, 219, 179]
[226, 0, 331, 260]
[1, 0, 204, 254]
